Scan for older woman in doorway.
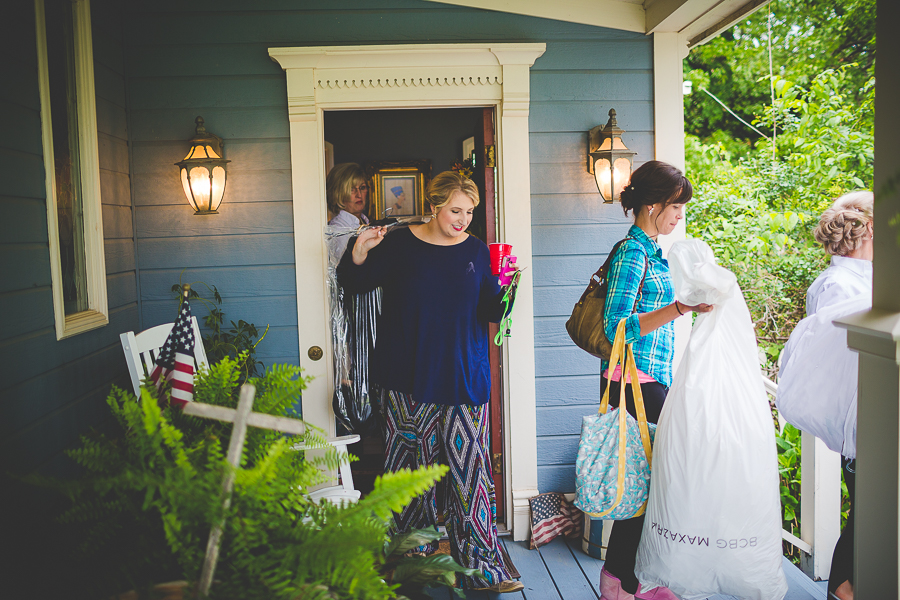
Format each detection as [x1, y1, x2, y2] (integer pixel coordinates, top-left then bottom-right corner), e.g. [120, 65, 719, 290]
[337, 171, 521, 593]
[327, 162, 370, 259]
[326, 162, 380, 435]
[598, 161, 712, 600]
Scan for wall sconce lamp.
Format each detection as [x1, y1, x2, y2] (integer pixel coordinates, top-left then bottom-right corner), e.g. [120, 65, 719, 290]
[175, 116, 230, 214]
[587, 109, 636, 203]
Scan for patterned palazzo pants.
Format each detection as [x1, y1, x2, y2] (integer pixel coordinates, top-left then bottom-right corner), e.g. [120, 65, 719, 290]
[381, 389, 512, 588]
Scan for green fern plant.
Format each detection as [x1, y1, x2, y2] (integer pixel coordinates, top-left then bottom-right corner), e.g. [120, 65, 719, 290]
[383, 528, 478, 599]
[38, 360, 457, 599]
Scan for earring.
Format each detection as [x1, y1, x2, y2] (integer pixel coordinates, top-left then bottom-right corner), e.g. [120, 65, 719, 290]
[648, 206, 654, 215]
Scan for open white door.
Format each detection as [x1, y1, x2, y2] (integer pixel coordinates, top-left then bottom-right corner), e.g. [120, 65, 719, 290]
[269, 43, 545, 540]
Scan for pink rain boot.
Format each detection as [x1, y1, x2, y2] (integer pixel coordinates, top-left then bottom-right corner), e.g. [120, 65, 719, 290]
[599, 568, 636, 600]
[635, 583, 681, 600]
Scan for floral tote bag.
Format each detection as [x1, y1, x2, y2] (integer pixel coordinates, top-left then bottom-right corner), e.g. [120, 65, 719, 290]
[574, 319, 656, 520]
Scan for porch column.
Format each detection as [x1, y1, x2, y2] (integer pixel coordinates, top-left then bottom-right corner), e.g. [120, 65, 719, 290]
[491, 45, 545, 541]
[835, 1, 900, 596]
[652, 32, 691, 369]
[282, 64, 335, 439]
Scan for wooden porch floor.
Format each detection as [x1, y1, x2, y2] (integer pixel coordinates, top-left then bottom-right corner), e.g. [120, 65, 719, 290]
[425, 537, 828, 600]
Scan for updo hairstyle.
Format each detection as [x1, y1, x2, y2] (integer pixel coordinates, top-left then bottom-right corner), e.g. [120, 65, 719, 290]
[813, 191, 874, 256]
[619, 160, 693, 217]
[426, 171, 480, 212]
[326, 162, 367, 217]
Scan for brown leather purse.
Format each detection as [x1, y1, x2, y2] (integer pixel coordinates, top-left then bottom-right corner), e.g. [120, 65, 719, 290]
[565, 238, 647, 359]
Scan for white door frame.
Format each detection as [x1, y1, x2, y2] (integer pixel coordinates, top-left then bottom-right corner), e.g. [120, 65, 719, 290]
[269, 43, 546, 540]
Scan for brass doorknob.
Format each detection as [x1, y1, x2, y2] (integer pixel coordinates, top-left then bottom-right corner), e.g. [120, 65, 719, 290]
[308, 346, 323, 361]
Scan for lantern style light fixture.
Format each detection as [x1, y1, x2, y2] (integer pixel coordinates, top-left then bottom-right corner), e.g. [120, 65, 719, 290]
[587, 108, 636, 203]
[175, 116, 230, 214]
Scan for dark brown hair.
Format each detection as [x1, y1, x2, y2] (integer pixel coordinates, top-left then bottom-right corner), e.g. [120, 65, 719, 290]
[619, 160, 693, 216]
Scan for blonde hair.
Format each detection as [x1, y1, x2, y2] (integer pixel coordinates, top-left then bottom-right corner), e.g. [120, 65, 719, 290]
[326, 163, 367, 218]
[426, 171, 480, 212]
[813, 191, 874, 256]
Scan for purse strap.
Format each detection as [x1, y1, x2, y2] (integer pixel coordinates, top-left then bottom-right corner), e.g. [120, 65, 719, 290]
[579, 237, 649, 311]
[589, 318, 654, 519]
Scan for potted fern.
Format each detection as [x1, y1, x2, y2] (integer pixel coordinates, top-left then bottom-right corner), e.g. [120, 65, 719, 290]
[38, 357, 468, 599]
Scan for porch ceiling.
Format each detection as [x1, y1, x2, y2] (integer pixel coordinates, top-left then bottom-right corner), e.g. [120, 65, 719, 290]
[424, 0, 772, 48]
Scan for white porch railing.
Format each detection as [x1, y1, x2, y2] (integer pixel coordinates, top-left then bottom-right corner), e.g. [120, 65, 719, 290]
[762, 374, 842, 582]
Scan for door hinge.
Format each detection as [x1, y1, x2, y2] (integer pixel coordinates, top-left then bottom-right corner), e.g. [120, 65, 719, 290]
[492, 452, 503, 474]
[485, 144, 496, 168]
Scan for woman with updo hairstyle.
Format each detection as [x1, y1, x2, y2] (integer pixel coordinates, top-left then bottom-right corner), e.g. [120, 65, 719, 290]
[807, 191, 874, 316]
[801, 190, 873, 600]
[337, 171, 522, 593]
[597, 161, 713, 600]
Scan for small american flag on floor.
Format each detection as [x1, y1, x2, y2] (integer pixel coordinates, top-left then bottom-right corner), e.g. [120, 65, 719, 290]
[529, 492, 582, 549]
[149, 297, 195, 408]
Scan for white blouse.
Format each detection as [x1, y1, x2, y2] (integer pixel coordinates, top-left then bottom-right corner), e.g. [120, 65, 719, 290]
[327, 210, 369, 265]
[805, 255, 872, 316]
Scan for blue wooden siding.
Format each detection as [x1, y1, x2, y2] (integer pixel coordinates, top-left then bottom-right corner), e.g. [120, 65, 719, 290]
[119, 0, 651, 492]
[530, 36, 650, 493]
[0, 0, 137, 477]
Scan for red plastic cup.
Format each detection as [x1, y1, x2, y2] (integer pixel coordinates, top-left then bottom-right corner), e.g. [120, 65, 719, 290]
[489, 243, 512, 276]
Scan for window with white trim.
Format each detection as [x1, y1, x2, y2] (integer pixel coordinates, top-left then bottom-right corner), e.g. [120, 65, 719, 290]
[35, 0, 108, 339]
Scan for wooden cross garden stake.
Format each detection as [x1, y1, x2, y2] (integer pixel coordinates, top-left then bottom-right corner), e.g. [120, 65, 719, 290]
[181, 383, 311, 598]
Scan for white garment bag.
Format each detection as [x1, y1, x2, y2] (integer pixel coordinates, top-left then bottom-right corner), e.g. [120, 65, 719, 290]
[776, 293, 870, 459]
[634, 239, 787, 600]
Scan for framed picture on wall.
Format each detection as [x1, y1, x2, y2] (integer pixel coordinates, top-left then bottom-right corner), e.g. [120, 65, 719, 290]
[366, 160, 430, 219]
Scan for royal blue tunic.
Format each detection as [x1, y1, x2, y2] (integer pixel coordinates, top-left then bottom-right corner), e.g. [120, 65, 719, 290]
[337, 227, 505, 406]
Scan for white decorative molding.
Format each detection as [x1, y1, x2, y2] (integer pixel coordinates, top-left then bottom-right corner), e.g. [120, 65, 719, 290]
[316, 75, 502, 90]
[269, 43, 545, 540]
[35, 0, 108, 340]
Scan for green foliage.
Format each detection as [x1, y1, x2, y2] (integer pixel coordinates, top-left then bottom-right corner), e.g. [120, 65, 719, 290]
[172, 281, 269, 382]
[756, 69, 874, 192]
[40, 360, 454, 599]
[775, 424, 802, 562]
[686, 66, 873, 375]
[685, 0, 874, 144]
[383, 528, 478, 599]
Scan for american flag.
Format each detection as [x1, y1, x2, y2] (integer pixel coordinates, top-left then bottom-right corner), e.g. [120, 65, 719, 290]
[529, 492, 582, 549]
[149, 297, 195, 408]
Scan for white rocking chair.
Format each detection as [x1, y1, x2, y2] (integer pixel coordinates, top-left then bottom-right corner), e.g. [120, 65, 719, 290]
[119, 320, 360, 505]
[293, 434, 361, 504]
[120, 317, 210, 398]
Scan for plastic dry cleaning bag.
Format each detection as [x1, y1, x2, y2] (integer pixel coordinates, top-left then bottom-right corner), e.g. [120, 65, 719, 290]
[776, 292, 869, 459]
[326, 223, 380, 436]
[634, 239, 787, 600]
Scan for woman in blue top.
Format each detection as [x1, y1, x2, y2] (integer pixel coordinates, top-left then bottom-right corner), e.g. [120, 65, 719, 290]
[338, 171, 522, 594]
[598, 161, 712, 600]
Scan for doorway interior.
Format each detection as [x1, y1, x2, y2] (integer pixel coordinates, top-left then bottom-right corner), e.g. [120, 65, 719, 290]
[324, 106, 507, 520]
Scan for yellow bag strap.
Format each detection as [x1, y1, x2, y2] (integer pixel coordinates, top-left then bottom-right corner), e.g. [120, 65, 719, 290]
[587, 318, 653, 519]
[626, 343, 653, 468]
[598, 319, 626, 416]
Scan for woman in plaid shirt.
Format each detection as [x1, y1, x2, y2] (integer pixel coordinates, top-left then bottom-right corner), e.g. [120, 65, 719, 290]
[599, 161, 713, 600]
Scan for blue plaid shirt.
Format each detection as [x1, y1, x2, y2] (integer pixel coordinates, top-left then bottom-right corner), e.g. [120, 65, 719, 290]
[601, 225, 675, 387]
